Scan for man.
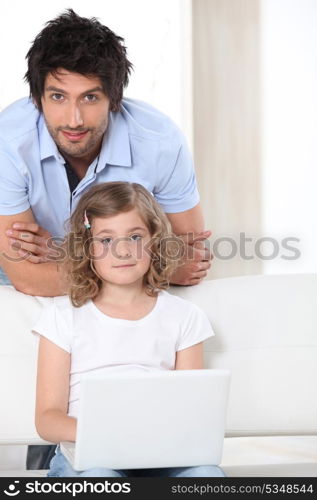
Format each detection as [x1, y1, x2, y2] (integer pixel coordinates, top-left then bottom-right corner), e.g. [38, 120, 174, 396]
[0, 9, 211, 467]
[0, 9, 211, 294]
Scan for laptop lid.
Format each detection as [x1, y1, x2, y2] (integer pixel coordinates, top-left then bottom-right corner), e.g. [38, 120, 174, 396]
[62, 368, 230, 471]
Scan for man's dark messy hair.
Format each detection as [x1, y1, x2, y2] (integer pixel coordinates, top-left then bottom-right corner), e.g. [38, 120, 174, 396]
[24, 9, 133, 111]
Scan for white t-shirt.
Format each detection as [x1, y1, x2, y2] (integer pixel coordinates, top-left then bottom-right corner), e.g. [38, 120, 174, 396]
[32, 290, 214, 418]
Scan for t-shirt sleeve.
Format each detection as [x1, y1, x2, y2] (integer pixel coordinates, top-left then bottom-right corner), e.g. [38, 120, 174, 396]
[31, 299, 73, 353]
[176, 303, 215, 352]
[0, 148, 30, 215]
[154, 128, 200, 213]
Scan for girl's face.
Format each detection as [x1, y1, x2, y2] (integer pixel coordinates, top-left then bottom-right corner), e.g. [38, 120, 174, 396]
[90, 208, 152, 287]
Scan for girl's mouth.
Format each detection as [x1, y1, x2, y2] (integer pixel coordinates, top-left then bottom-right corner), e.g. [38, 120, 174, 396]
[113, 264, 136, 268]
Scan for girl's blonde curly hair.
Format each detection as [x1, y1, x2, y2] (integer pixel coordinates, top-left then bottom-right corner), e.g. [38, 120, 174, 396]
[62, 181, 184, 307]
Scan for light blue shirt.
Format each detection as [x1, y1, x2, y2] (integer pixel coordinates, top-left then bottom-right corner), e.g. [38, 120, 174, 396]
[0, 97, 199, 239]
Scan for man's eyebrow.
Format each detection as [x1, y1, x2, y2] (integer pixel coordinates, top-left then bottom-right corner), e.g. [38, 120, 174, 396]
[96, 227, 147, 236]
[45, 86, 104, 95]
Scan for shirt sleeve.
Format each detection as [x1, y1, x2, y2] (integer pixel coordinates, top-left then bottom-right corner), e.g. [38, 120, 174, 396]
[31, 299, 73, 353]
[0, 149, 30, 215]
[154, 128, 200, 213]
[176, 303, 215, 352]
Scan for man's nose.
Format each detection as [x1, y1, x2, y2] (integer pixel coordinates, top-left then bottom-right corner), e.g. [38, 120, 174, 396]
[66, 103, 84, 128]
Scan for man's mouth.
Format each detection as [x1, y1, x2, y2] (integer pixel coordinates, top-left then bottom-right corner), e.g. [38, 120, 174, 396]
[61, 130, 89, 141]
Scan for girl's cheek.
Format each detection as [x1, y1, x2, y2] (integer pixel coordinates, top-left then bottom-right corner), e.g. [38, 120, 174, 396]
[141, 238, 152, 259]
[91, 241, 109, 260]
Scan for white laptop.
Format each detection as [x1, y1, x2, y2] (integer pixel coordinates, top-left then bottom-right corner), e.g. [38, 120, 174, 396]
[60, 369, 230, 471]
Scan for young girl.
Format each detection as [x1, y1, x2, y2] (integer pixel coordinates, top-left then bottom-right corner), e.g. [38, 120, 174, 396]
[32, 181, 225, 478]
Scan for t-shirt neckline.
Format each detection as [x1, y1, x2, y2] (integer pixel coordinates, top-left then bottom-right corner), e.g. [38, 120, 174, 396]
[88, 290, 165, 325]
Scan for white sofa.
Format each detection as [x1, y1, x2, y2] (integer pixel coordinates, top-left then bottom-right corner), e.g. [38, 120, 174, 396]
[0, 273, 316, 477]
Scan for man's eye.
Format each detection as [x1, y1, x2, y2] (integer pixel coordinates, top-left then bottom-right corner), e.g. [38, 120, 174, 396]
[84, 94, 98, 102]
[51, 93, 64, 101]
[130, 234, 142, 241]
[101, 237, 113, 245]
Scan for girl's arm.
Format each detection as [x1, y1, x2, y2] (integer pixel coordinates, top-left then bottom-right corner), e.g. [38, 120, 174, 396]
[35, 335, 77, 443]
[175, 341, 204, 370]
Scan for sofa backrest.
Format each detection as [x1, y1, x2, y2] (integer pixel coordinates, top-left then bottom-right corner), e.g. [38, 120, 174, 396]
[0, 273, 316, 445]
[170, 274, 317, 437]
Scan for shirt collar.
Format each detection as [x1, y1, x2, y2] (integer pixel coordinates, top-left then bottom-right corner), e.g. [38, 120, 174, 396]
[39, 109, 132, 169]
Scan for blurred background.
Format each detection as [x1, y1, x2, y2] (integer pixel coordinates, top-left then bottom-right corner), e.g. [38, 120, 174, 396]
[1, 0, 316, 279]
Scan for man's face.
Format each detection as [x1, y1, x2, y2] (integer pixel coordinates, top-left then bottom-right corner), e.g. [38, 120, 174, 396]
[41, 69, 111, 161]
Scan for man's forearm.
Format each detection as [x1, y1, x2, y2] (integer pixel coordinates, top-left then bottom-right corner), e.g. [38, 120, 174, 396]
[4, 260, 66, 297]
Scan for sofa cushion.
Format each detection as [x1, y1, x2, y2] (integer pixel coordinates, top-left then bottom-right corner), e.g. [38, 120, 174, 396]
[221, 436, 317, 477]
[1, 436, 316, 477]
[221, 435, 317, 476]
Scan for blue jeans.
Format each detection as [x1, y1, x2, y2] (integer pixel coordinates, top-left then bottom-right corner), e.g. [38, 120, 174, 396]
[48, 446, 226, 477]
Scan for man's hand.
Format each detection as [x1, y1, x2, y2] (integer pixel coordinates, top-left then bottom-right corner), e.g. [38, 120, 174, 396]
[5, 222, 59, 264]
[170, 230, 212, 286]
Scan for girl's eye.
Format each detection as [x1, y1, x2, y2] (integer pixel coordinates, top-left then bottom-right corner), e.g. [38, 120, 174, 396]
[130, 234, 142, 241]
[101, 237, 113, 245]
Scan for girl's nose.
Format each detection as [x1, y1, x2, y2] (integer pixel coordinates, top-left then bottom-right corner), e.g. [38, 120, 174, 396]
[116, 238, 132, 258]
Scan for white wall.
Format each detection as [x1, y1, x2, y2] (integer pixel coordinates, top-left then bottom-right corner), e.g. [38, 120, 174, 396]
[0, 0, 192, 142]
[260, 0, 317, 273]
